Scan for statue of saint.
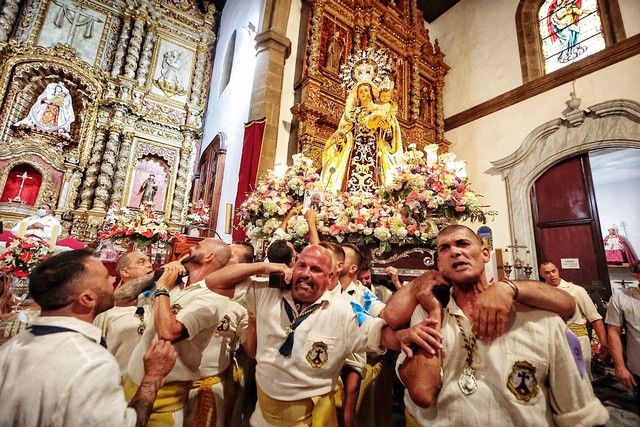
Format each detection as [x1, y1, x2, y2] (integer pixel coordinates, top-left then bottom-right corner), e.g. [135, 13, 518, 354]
[15, 82, 75, 135]
[320, 78, 403, 193]
[139, 174, 158, 207]
[154, 50, 187, 97]
[325, 30, 344, 72]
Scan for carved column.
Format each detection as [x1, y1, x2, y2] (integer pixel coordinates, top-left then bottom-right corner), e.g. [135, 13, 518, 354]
[435, 78, 445, 142]
[307, 0, 324, 75]
[171, 129, 196, 221]
[409, 56, 420, 120]
[124, 13, 146, 79]
[79, 128, 108, 209]
[352, 26, 363, 53]
[111, 132, 135, 206]
[111, 14, 133, 78]
[93, 128, 123, 211]
[136, 23, 157, 86]
[0, 0, 20, 41]
[189, 40, 210, 106]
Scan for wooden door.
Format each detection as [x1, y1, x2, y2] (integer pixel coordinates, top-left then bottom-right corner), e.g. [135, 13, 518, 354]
[531, 155, 610, 297]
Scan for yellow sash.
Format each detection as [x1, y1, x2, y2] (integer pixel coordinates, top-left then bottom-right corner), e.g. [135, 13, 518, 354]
[405, 407, 420, 427]
[123, 376, 191, 426]
[256, 386, 338, 427]
[357, 362, 383, 410]
[568, 323, 588, 337]
[192, 373, 223, 427]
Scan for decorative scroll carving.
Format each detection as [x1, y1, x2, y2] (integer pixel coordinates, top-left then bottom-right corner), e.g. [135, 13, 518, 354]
[134, 140, 177, 165]
[0, 0, 20, 42]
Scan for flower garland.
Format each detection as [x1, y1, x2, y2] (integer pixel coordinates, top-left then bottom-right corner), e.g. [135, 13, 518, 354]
[0, 236, 54, 278]
[237, 149, 494, 251]
[98, 205, 183, 245]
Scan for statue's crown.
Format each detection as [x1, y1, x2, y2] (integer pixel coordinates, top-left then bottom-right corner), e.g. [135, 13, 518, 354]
[339, 48, 392, 91]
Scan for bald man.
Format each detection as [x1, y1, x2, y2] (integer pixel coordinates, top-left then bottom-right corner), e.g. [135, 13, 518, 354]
[125, 238, 232, 426]
[94, 251, 154, 375]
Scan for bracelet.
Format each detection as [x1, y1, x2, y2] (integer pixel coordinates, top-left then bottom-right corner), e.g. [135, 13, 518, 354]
[154, 287, 170, 298]
[503, 280, 519, 301]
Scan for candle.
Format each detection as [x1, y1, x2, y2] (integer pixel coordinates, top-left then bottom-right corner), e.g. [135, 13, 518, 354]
[425, 144, 438, 167]
[225, 203, 233, 234]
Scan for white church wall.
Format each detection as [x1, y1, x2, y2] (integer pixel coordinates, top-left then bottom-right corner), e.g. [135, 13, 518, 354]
[274, 0, 303, 168]
[201, 0, 262, 240]
[429, 0, 640, 117]
[620, 0, 640, 37]
[445, 55, 640, 250]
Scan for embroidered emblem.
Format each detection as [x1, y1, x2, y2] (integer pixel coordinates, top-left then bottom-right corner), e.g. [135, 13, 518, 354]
[171, 304, 182, 314]
[216, 315, 231, 332]
[507, 361, 540, 402]
[306, 341, 329, 368]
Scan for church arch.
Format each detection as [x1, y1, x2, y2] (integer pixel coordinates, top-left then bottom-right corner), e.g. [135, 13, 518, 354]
[515, 0, 626, 82]
[491, 99, 640, 269]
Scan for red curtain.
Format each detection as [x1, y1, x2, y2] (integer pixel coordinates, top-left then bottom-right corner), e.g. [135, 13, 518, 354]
[232, 118, 266, 241]
[0, 164, 43, 205]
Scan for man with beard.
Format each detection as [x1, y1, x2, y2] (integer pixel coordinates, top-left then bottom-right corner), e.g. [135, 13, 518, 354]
[94, 250, 155, 376]
[0, 249, 177, 426]
[244, 244, 440, 426]
[398, 225, 608, 426]
[125, 238, 232, 426]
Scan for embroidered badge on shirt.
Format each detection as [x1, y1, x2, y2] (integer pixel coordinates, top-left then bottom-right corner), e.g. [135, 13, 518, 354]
[171, 304, 182, 314]
[216, 315, 231, 332]
[306, 341, 329, 368]
[507, 361, 540, 402]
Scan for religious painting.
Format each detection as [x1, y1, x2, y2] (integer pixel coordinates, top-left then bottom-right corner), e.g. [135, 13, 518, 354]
[418, 77, 436, 127]
[0, 164, 43, 206]
[321, 19, 349, 75]
[150, 39, 195, 102]
[128, 156, 168, 211]
[538, 0, 605, 74]
[38, 0, 106, 66]
[14, 82, 75, 136]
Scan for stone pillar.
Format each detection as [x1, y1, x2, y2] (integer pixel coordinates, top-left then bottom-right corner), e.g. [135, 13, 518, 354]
[0, 0, 20, 42]
[111, 14, 133, 78]
[136, 23, 157, 86]
[111, 132, 135, 206]
[79, 128, 108, 209]
[93, 128, 123, 211]
[124, 13, 146, 79]
[171, 129, 196, 221]
[306, 0, 324, 75]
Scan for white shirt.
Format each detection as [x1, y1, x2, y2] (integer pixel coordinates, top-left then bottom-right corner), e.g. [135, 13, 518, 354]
[127, 280, 229, 384]
[399, 299, 609, 427]
[94, 305, 148, 375]
[558, 279, 602, 326]
[605, 288, 640, 376]
[11, 214, 62, 241]
[245, 283, 386, 401]
[199, 298, 249, 377]
[0, 316, 137, 427]
[343, 280, 386, 317]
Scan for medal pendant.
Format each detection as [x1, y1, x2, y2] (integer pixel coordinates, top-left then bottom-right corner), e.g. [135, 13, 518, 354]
[458, 367, 477, 395]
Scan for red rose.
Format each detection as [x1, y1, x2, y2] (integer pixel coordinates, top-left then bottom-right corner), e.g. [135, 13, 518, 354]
[141, 230, 154, 238]
[15, 270, 29, 278]
[19, 252, 33, 263]
[21, 242, 35, 250]
[1, 265, 14, 273]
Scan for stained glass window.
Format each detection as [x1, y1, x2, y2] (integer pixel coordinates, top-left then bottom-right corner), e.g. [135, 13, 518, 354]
[538, 0, 605, 74]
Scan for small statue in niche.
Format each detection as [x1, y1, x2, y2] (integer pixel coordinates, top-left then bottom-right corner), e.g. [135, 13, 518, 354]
[325, 30, 345, 73]
[154, 50, 187, 97]
[15, 82, 75, 136]
[139, 174, 158, 207]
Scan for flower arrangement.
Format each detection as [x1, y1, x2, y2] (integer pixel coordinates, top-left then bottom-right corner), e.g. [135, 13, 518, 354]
[237, 154, 322, 240]
[98, 205, 183, 245]
[0, 236, 54, 278]
[237, 149, 494, 251]
[185, 199, 210, 228]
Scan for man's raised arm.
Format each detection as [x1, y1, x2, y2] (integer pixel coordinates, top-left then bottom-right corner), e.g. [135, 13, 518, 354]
[203, 262, 290, 292]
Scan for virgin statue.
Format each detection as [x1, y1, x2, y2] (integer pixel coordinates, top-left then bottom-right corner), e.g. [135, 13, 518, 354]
[320, 78, 403, 193]
[15, 82, 75, 135]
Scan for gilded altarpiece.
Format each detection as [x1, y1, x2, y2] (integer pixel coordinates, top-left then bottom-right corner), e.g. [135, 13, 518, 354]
[0, 0, 217, 241]
[292, 0, 449, 167]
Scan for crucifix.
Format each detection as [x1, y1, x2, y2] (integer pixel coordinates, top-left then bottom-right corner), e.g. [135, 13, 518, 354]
[52, 0, 104, 46]
[10, 171, 33, 203]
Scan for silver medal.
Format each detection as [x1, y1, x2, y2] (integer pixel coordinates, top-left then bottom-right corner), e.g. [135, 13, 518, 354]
[458, 367, 477, 395]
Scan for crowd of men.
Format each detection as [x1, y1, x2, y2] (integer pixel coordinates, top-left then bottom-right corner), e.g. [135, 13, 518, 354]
[1, 220, 639, 426]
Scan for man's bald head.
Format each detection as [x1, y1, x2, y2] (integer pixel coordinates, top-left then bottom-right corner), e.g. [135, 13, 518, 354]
[186, 238, 231, 269]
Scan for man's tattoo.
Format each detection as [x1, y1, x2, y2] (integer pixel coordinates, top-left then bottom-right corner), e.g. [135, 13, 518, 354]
[128, 376, 163, 427]
[114, 273, 155, 301]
